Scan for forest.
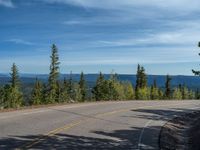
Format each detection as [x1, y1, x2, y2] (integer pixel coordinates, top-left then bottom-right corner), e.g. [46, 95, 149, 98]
[0, 44, 198, 109]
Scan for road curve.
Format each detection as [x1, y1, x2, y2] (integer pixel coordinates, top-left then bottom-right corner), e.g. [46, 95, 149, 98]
[0, 100, 200, 150]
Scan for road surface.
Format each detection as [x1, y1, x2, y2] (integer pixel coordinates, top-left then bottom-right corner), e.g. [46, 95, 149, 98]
[0, 100, 200, 150]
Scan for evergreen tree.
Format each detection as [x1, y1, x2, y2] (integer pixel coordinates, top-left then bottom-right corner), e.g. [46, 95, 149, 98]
[135, 64, 141, 92]
[31, 78, 43, 105]
[60, 78, 69, 102]
[74, 83, 82, 102]
[79, 72, 87, 102]
[47, 44, 60, 103]
[6, 63, 23, 108]
[172, 88, 182, 100]
[140, 66, 147, 88]
[192, 42, 200, 75]
[10, 63, 20, 88]
[192, 42, 200, 99]
[0, 87, 4, 109]
[2, 85, 10, 108]
[165, 75, 172, 99]
[112, 81, 125, 100]
[56, 81, 62, 102]
[181, 86, 189, 100]
[189, 90, 195, 99]
[108, 73, 119, 100]
[63, 77, 67, 87]
[158, 89, 164, 99]
[42, 83, 48, 104]
[8, 87, 23, 108]
[92, 72, 106, 101]
[150, 79, 159, 100]
[151, 86, 159, 100]
[123, 81, 135, 100]
[135, 64, 148, 99]
[135, 64, 147, 89]
[67, 71, 75, 101]
[137, 87, 151, 100]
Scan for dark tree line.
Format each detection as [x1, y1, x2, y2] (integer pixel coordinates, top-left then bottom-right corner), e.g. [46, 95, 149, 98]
[0, 44, 198, 109]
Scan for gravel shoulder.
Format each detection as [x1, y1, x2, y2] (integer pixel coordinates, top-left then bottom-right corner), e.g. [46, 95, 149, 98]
[159, 111, 200, 150]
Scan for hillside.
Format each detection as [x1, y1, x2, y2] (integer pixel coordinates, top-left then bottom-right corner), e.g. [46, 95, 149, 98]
[0, 74, 199, 89]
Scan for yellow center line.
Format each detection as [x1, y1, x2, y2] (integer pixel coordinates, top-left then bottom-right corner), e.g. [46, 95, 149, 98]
[19, 102, 196, 149]
[24, 120, 86, 149]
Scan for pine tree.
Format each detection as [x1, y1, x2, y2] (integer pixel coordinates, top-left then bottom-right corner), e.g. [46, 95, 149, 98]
[6, 63, 23, 108]
[112, 80, 125, 100]
[47, 44, 60, 103]
[135, 64, 141, 92]
[79, 72, 87, 102]
[31, 78, 43, 105]
[181, 86, 189, 100]
[189, 90, 195, 99]
[151, 79, 157, 99]
[192, 42, 200, 75]
[192, 42, 200, 99]
[74, 83, 82, 102]
[135, 64, 148, 99]
[64, 77, 67, 87]
[60, 78, 69, 102]
[172, 88, 182, 100]
[123, 81, 135, 100]
[0, 87, 4, 109]
[140, 66, 147, 88]
[151, 87, 159, 100]
[10, 63, 20, 88]
[42, 83, 48, 104]
[137, 87, 151, 100]
[2, 85, 9, 108]
[158, 89, 164, 100]
[165, 75, 172, 99]
[150, 79, 159, 100]
[108, 73, 119, 100]
[67, 71, 75, 101]
[92, 72, 106, 101]
[56, 81, 62, 102]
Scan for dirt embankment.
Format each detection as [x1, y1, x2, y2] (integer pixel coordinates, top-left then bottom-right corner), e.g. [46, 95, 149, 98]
[159, 111, 200, 150]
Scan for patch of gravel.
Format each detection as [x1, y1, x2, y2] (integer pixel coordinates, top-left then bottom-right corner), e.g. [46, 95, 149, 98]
[159, 111, 200, 150]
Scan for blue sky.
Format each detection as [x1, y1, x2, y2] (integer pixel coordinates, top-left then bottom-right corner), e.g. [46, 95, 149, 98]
[0, 0, 200, 75]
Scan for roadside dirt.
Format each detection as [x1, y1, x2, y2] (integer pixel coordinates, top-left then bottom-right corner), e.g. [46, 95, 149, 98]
[159, 111, 200, 150]
[188, 112, 200, 150]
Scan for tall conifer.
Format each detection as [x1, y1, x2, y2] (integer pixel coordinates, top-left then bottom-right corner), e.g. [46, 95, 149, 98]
[79, 72, 87, 102]
[31, 78, 43, 105]
[67, 71, 74, 100]
[7, 63, 23, 108]
[47, 44, 60, 103]
[192, 42, 200, 75]
[165, 75, 172, 99]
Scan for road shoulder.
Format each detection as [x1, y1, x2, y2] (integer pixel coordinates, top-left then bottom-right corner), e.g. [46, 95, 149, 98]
[159, 110, 200, 150]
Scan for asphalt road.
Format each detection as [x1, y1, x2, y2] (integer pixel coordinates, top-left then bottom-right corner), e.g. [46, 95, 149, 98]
[0, 100, 200, 150]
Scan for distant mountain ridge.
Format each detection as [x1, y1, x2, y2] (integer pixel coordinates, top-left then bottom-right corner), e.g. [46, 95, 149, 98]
[0, 74, 200, 89]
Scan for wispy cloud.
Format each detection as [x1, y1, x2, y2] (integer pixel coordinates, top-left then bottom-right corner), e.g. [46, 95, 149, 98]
[61, 56, 199, 66]
[63, 14, 142, 26]
[1, 0, 199, 74]
[6, 39, 34, 45]
[63, 20, 84, 25]
[42, 0, 200, 13]
[97, 23, 200, 48]
[0, 0, 14, 8]
[97, 32, 192, 47]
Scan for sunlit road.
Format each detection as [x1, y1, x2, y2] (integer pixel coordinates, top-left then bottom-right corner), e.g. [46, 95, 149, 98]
[0, 100, 200, 150]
